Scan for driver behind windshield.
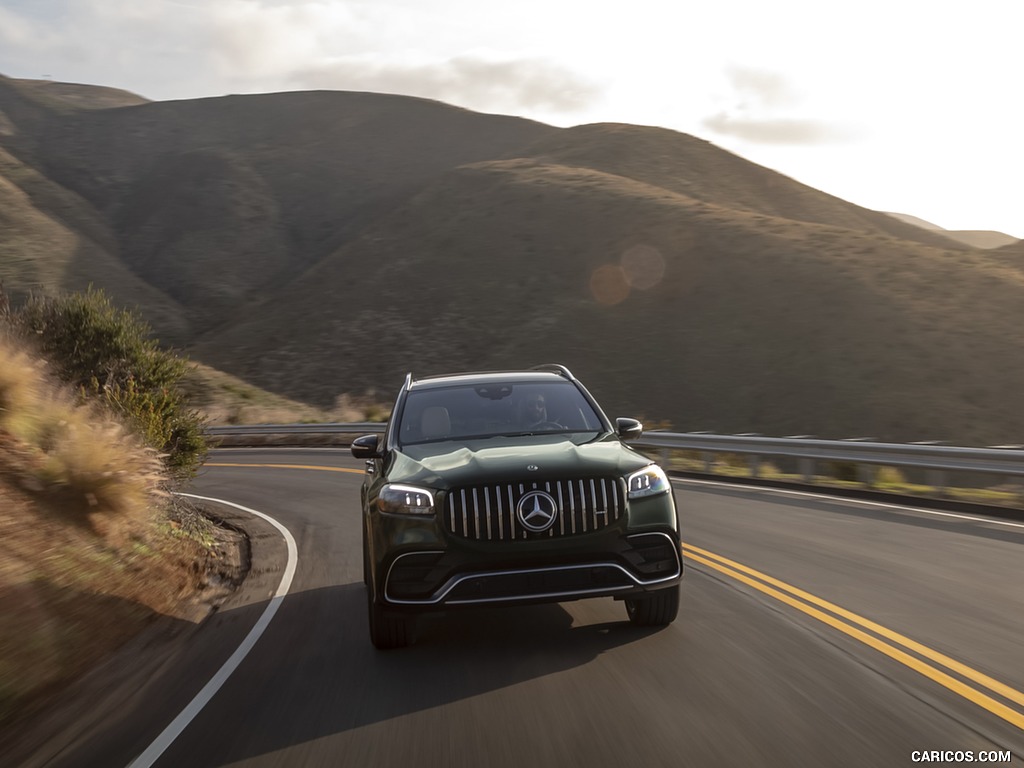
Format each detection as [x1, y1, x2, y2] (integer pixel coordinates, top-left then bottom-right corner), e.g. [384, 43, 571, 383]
[519, 393, 550, 429]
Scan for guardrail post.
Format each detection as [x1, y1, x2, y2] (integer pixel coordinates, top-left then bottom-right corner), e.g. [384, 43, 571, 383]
[858, 464, 877, 488]
[702, 452, 714, 473]
[660, 448, 671, 469]
[925, 469, 948, 497]
[749, 454, 761, 478]
[799, 458, 815, 484]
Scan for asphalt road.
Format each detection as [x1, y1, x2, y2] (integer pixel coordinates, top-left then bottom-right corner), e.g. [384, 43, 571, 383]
[18, 447, 1024, 767]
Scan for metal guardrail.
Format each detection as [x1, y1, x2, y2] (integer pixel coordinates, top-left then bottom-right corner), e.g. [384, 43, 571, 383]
[206, 424, 1024, 493]
[207, 422, 386, 436]
[632, 433, 1024, 492]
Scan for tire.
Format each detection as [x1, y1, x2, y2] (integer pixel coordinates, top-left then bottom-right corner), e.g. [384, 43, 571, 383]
[367, 589, 416, 649]
[625, 585, 680, 627]
[362, 523, 370, 586]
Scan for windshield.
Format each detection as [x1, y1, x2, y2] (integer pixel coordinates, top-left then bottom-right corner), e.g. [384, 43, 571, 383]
[398, 380, 606, 446]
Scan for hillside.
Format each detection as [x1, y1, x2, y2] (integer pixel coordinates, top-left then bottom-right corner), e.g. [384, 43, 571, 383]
[885, 212, 1019, 249]
[941, 230, 1019, 249]
[521, 126, 965, 249]
[194, 156, 1024, 445]
[2, 73, 1023, 445]
[0, 79, 555, 333]
[6, 78, 149, 111]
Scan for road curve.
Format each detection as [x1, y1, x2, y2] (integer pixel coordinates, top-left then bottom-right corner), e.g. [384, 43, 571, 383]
[22, 448, 1024, 767]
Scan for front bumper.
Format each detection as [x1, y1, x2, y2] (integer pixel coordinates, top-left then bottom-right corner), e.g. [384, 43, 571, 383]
[380, 530, 682, 608]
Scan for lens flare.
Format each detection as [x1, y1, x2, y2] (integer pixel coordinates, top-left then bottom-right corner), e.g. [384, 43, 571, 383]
[589, 264, 630, 306]
[621, 244, 665, 290]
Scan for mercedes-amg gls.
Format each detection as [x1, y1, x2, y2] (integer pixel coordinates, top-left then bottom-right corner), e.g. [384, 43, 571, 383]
[351, 364, 682, 649]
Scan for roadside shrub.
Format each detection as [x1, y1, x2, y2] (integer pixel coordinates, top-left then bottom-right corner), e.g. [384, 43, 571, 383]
[0, 335, 164, 524]
[0, 343, 42, 441]
[875, 465, 907, 486]
[332, 392, 392, 423]
[37, 416, 164, 519]
[5, 288, 207, 479]
[717, 453, 750, 470]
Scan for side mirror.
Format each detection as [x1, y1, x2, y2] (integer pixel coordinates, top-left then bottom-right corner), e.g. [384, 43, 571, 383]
[616, 418, 643, 441]
[351, 434, 383, 459]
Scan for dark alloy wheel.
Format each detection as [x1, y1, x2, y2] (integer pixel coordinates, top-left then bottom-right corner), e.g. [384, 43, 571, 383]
[625, 585, 680, 627]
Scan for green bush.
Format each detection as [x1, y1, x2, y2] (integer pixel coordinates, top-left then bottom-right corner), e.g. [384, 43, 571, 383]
[875, 465, 908, 486]
[5, 288, 208, 479]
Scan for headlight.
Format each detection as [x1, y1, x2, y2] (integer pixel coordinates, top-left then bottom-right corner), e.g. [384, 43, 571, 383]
[377, 484, 435, 515]
[626, 465, 670, 499]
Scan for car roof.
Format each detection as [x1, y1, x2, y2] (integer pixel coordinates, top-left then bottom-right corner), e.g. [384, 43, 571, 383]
[408, 370, 571, 391]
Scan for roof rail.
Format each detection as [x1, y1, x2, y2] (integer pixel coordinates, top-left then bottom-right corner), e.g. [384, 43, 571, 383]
[531, 363, 575, 380]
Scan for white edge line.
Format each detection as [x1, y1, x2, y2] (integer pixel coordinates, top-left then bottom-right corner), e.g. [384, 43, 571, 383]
[127, 493, 298, 768]
[673, 477, 1024, 530]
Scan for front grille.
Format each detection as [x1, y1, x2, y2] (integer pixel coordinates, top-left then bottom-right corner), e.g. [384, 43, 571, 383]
[444, 478, 625, 540]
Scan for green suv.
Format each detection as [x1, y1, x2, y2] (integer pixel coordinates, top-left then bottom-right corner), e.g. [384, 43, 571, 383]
[351, 364, 682, 649]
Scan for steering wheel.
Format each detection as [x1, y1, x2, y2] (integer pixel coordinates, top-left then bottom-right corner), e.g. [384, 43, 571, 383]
[530, 421, 563, 430]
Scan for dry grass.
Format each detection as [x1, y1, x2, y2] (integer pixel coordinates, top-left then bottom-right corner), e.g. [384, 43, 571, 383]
[0, 339, 163, 532]
[181, 362, 391, 425]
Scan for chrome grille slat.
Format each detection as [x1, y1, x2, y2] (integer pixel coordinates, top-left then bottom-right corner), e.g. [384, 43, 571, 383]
[579, 480, 587, 533]
[485, 487, 493, 541]
[495, 487, 505, 541]
[508, 485, 516, 539]
[444, 477, 624, 541]
[590, 478, 598, 531]
[472, 488, 480, 539]
[568, 482, 577, 534]
[557, 484, 565, 536]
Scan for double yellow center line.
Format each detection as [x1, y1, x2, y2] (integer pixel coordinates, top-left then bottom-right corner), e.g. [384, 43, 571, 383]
[685, 542, 1024, 732]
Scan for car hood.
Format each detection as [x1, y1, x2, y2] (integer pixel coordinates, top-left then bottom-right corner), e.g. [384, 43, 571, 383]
[388, 433, 653, 490]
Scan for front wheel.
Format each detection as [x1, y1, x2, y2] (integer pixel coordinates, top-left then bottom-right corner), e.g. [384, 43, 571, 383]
[625, 585, 679, 627]
[367, 589, 416, 649]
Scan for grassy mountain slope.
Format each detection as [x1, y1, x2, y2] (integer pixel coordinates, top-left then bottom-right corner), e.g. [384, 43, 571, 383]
[0, 145, 190, 342]
[3, 74, 1022, 444]
[195, 156, 1024, 445]
[2, 82, 555, 332]
[943, 230, 1020, 249]
[520, 125, 966, 249]
[885, 212, 1018, 249]
[6, 78, 148, 111]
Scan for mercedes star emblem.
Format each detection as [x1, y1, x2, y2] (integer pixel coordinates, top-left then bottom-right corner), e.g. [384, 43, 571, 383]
[516, 490, 559, 532]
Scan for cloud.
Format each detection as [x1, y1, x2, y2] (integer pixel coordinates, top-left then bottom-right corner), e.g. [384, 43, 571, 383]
[701, 65, 855, 145]
[285, 55, 601, 113]
[0, 1, 601, 113]
[724, 66, 799, 109]
[701, 113, 852, 145]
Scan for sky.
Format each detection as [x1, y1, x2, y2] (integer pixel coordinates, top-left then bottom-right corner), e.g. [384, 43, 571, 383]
[1, 0, 1021, 239]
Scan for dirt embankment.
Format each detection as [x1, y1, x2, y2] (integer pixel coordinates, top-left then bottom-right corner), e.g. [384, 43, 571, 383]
[0, 441, 248, 743]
